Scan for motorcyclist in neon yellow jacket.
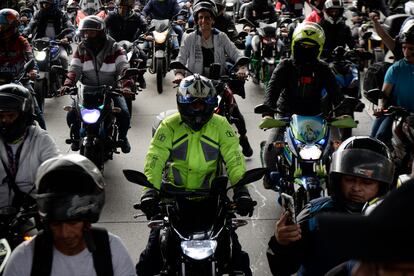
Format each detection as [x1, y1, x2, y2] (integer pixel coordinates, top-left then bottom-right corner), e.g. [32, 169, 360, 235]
[136, 73, 255, 276]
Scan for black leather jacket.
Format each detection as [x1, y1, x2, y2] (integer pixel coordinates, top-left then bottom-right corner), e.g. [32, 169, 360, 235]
[243, 2, 278, 26]
[214, 14, 238, 41]
[105, 12, 148, 42]
[319, 18, 356, 60]
[263, 58, 344, 117]
[23, 8, 74, 39]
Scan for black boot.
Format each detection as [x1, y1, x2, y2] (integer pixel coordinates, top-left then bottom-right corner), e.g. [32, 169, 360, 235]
[137, 74, 146, 89]
[239, 135, 253, 157]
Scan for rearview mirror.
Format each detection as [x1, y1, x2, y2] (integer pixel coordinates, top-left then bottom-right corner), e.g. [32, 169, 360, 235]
[254, 104, 274, 114]
[123, 170, 155, 189]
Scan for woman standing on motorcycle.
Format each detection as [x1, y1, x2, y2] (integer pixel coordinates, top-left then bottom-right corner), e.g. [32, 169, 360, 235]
[267, 136, 394, 276]
[61, 15, 134, 153]
[173, 0, 254, 157]
[137, 74, 255, 275]
[262, 21, 344, 188]
[0, 84, 59, 208]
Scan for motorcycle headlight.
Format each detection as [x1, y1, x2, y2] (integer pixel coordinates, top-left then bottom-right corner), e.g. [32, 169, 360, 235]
[81, 108, 101, 124]
[181, 240, 217, 260]
[299, 145, 322, 160]
[153, 30, 168, 44]
[34, 50, 47, 61]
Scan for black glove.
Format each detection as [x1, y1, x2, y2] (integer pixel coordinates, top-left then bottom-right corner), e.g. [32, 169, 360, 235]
[233, 190, 256, 217]
[139, 189, 160, 220]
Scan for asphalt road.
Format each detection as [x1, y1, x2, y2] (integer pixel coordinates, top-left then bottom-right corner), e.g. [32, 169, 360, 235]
[41, 60, 375, 275]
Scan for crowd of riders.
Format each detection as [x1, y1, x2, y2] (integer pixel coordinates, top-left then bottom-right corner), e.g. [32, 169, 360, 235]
[1, 0, 414, 275]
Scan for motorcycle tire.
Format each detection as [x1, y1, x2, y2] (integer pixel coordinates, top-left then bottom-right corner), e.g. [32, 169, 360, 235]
[156, 58, 164, 94]
[34, 79, 46, 112]
[84, 144, 104, 171]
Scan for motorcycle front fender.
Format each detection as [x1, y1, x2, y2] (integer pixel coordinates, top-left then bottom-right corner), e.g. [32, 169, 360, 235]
[155, 50, 165, 58]
[37, 71, 47, 79]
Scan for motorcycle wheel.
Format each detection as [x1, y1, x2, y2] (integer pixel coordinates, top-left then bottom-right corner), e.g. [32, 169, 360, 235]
[34, 79, 46, 112]
[156, 58, 164, 94]
[84, 144, 104, 171]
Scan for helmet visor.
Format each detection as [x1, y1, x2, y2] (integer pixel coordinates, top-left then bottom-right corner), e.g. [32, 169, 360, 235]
[0, 94, 26, 112]
[36, 192, 104, 222]
[177, 95, 218, 106]
[331, 149, 395, 185]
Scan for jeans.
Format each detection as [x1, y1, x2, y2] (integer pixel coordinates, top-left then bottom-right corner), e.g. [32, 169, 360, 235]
[244, 34, 253, 57]
[371, 115, 393, 145]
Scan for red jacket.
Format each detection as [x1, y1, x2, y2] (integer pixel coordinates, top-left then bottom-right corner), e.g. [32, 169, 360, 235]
[0, 35, 34, 77]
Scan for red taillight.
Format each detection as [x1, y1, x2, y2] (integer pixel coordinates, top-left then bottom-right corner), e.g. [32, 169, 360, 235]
[262, 37, 277, 45]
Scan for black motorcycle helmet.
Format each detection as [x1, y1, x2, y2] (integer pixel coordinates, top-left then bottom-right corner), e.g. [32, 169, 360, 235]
[214, 0, 225, 13]
[78, 15, 107, 51]
[0, 84, 34, 143]
[323, 0, 344, 24]
[399, 28, 414, 45]
[35, 154, 105, 223]
[177, 74, 218, 131]
[193, 0, 218, 21]
[329, 136, 395, 212]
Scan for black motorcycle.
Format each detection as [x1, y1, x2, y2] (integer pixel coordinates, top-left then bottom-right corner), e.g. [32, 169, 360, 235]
[0, 192, 40, 274]
[123, 168, 265, 276]
[64, 68, 139, 171]
[32, 28, 74, 112]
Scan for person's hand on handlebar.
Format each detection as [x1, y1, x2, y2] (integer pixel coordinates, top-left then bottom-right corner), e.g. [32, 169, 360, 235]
[236, 66, 248, 80]
[173, 72, 184, 84]
[122, 87, 136, 100]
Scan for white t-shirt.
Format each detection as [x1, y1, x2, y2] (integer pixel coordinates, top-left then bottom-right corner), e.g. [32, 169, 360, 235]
[3, 232, 136, 276]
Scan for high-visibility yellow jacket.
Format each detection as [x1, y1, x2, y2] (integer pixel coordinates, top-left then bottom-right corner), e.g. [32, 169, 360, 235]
[144, 112, 246, 190]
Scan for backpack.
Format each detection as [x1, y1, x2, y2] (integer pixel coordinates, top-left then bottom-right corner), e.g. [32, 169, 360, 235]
[362, 61, 392, 105]
[30, 227, 113, 276]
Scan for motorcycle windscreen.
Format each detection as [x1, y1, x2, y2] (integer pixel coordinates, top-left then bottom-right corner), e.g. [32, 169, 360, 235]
[79, 85, 106, 109]
[290, 115, 327, 144]
[150, 19, 170, 32]
[171, 197, 220, 237]
[79, 0, 103, 15]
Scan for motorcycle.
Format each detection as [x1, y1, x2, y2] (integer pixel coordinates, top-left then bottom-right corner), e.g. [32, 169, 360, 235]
[239, 18, 282, 87]
[75, 0, 107, 27]
[32, 28, 74, 112]
[255, 97, 364, 214]
[118, 39, 147, 113]
[359, 20, 385, 65]
[329, 46, 372, 140]
[145, 11, 188, 94]
[365, 89, 414, 176]
[0, 192, 40, 274]
[63, 68, 139, 171]
[123, 168, 265, 275]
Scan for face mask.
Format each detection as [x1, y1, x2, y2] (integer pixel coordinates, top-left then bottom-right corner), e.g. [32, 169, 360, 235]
[0, 116, 27, 143]
[293, 44, 319, 64]
[84, 35, 106, 52]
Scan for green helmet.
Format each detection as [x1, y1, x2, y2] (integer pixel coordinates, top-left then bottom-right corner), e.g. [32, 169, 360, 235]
[291, 21, 325, 59]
